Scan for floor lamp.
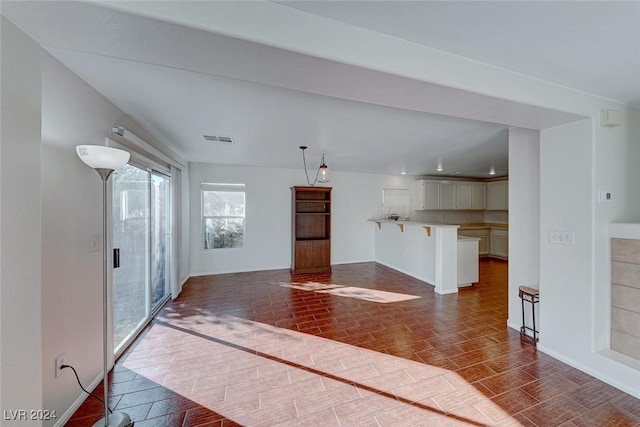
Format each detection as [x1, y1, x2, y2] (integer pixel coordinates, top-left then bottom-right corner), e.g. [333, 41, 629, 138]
[76, 145, 133, 427]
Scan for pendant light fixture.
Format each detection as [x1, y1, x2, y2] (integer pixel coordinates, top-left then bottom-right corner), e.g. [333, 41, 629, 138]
[300, 146, 330, 186]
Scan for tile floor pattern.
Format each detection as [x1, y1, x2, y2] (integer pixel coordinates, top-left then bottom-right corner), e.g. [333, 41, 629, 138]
[68, 260, 640, 426]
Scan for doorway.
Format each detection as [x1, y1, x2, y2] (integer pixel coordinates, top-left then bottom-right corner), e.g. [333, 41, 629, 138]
[112, 163, 171, 355]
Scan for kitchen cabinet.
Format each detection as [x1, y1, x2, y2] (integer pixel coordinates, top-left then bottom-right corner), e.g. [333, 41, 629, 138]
[414, 180, 440, 210]
[486, 181, 508, 210]
[456, 182, 486, 210]
[414, 180, 463, 210]
[440, 183, 456, 210]
[471, 183, 486, 210]
[455, 183, 472, 209]
[490, 228, 509, 258]
[459, 228, 489, 255]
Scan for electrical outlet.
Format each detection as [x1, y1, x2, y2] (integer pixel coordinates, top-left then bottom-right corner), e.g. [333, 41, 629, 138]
[55, 353, 66, 378]
[549, 230, 574, 245]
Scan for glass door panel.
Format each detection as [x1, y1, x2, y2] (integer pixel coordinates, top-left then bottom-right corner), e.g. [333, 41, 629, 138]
[112, 164, 150, 350]
[151, 172, 171, 309]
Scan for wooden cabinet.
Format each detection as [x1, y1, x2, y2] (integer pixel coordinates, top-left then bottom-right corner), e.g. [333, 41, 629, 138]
[291, 186, 331, 273]
[486, 181, 508, 210]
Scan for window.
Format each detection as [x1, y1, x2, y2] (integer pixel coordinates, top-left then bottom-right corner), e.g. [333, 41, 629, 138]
[202, 183, 245, 249]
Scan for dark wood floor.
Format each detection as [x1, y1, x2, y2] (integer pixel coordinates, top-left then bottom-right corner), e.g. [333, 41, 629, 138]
[68, 259, 640, 426]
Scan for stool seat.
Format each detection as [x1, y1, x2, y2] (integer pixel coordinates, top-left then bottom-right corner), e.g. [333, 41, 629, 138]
[519, 285, 539, 296]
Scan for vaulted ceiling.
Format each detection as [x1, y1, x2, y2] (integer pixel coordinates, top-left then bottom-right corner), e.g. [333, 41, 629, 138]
[3, 1, 638, 177]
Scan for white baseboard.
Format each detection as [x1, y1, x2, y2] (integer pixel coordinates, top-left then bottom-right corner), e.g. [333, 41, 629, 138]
[536, 344, 640, 400]
[54, 372, 103, 427]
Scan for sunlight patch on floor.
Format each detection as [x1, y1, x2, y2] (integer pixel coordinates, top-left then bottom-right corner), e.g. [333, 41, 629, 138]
[122, 311, 519, 426]
[279, 281, 422, 303]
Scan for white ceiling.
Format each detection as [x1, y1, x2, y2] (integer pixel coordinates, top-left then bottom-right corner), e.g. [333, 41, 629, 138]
[3, 1, 637, 178]
[278, 1, 640, 107]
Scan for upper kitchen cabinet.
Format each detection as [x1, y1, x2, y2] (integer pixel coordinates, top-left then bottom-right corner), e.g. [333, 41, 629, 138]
[416, 179, 488, 211]
[414, 180, 440, 210]
[456, 182, 486, 210]
[486, 180, 509, 210]
[440, 183, 456, 210]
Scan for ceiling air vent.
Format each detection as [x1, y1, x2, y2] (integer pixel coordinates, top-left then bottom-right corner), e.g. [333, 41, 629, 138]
[203, 135, 234, 144]
[442, 171, 462, 175]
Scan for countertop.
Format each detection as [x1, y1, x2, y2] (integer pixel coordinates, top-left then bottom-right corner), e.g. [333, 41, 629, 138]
[368, 219, 459, 228]
[368, 220, 508, 230]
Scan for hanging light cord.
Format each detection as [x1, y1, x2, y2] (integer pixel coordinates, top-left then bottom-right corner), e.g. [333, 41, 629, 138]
[301, 147, 321, 186]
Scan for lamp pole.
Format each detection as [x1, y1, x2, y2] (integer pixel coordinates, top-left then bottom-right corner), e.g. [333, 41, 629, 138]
[76, 146, 132, 427]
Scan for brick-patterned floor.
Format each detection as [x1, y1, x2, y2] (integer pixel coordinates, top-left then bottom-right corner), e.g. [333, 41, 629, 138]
[68, 260, 640, 426]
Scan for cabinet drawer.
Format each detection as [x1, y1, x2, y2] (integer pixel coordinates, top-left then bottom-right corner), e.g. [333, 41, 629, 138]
[491, 229, 508, 238]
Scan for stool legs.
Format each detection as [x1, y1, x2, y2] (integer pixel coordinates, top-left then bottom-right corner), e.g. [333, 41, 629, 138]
[519, 289, 539, 347]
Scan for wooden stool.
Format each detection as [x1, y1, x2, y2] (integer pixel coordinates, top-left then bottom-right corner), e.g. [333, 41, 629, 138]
[519, 285, 540, 347]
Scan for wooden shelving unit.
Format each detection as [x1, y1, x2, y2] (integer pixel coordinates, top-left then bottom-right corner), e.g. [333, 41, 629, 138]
[291, 186, 332, 273]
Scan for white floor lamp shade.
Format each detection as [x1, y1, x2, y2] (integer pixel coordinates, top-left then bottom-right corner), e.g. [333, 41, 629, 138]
[76, 145, 130, 170]
[76, 144, 133, 427]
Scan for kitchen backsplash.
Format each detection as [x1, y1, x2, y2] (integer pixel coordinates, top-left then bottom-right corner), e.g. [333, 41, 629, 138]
[412, 210, 486, 224]
[484, 211, 508, 224]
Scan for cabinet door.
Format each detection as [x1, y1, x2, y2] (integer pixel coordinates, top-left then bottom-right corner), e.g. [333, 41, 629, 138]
[455, 183, 472, 210]
[295, 240, 330, 271]
[471, 183, 486, 210]
[439, 183, 456, 210]
[478, 236, 489, 255]
[491, 237, 509, 258]
[487, 181, 507, 210]
[489, 229, 508, 258]
[424, 182, 440, 210]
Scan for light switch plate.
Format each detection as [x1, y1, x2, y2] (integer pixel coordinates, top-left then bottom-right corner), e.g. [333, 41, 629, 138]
[598, 191, 612, 203]
[90, 234, 102, 252]
[549, 230, 574, 245]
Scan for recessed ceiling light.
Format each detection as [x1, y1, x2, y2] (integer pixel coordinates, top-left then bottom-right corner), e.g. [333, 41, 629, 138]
[436, 163, 443, 172]
[489, 167, 496, 175]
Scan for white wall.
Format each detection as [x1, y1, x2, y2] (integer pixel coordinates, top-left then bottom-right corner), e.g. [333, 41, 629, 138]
[507, 128, 540, 328]
[0, 18, 44, 423]
[40, 52, 126, 426]
[539, 116, 640, 398]
[39, 51, 192, 425]
[189, 162, 413, 275]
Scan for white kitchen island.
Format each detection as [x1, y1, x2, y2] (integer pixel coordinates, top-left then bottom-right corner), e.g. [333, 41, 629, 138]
[370, 220, 464, 294]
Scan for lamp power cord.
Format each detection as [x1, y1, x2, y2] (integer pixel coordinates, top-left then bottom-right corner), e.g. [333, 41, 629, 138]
[61, 364, 114, 414]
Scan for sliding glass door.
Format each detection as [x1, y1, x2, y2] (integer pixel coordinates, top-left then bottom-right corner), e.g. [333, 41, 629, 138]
[151, 172, 171, 309]
[112, 164, 171, 353]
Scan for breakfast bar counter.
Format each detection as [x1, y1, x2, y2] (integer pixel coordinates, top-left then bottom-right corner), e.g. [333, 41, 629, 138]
[369, 220, 461, 294]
